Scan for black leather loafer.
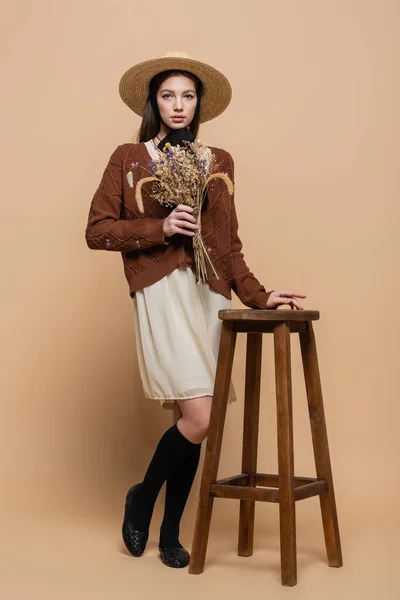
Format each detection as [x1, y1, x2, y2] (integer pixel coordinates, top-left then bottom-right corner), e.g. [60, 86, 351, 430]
[159, 545, 191, 568]
[122, 483, 148, 557]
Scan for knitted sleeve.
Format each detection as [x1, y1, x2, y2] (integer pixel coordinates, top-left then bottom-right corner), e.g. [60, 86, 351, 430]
[226, 152, 276, 309]
[85, 144, 170, 252]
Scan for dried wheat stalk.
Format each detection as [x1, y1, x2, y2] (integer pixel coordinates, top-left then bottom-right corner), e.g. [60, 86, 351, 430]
[135, 140, 234, 283]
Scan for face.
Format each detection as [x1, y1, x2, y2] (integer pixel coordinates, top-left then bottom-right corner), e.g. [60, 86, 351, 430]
[156, 75, 197, 130]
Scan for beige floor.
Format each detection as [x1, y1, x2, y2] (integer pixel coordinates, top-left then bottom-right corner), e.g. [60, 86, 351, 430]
[0, 491, 395, 600]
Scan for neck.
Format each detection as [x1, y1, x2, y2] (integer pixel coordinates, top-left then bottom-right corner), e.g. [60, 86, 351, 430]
[157, 123, 171, 140]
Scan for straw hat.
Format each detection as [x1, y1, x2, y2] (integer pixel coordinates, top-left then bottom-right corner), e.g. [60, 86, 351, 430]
[119, 51, 232, 123]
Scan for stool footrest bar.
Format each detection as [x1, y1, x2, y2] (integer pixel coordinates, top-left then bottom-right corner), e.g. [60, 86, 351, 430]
[212, 473, 327, 502]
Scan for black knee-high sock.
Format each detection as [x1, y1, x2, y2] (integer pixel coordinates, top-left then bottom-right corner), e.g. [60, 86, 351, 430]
[127, 422, 199, 533]
[159, 442, 201, 548]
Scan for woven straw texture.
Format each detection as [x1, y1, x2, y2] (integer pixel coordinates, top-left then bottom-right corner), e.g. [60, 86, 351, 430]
[119, 51, 232, 123]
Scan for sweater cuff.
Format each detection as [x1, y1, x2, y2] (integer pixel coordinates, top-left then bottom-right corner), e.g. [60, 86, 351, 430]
[132, 218, 170, 249]
[251, 290, 277, 310]
[149, 218, 170, 246]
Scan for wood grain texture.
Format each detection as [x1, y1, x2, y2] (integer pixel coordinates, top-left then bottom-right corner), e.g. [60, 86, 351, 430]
[219, 309, 320, 322]
[238, 333, 262, 557]
[274, 322, 297, 586]
[189, 321, 237, 575]
[299, 322, 343, 567]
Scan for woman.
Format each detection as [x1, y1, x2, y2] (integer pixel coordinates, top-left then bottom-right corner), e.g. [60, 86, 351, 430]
[85, 51, 306, 568]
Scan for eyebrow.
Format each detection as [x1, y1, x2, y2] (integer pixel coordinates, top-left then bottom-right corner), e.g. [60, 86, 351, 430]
[160, 89, 196, 94]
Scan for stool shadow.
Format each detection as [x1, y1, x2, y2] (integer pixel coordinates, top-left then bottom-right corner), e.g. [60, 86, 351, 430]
[203, 537, 327, 572]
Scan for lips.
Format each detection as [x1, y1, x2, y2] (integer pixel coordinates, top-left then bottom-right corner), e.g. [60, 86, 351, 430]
[172, 116, 185, 120]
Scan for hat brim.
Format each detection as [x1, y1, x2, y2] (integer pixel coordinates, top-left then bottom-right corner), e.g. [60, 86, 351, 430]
[119, 56, 232, 124]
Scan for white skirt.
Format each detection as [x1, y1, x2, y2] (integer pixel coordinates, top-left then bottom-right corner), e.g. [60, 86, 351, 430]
[132, 264, 237, 410]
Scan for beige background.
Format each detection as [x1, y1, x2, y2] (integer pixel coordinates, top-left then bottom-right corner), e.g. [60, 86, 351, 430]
[1, 0, 398, 598]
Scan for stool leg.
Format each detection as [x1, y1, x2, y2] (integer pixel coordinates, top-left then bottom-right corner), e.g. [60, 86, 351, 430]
[189, 322, 237, 575]
[274, 322, 297, 586]
[238, 332, 262, 557]
[299, 322, 343, 568]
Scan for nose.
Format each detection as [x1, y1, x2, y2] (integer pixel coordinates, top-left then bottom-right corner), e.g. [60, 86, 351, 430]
[173, 98, 184, 112]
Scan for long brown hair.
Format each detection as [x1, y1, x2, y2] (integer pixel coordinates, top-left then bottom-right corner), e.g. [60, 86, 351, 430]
[136, 69, 203, 143]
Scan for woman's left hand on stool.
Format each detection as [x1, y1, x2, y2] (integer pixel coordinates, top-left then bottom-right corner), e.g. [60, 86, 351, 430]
[266, 290, 307, 310]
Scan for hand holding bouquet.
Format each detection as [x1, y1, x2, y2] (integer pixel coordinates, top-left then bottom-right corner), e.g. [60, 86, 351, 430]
[135, 139, 234, 283]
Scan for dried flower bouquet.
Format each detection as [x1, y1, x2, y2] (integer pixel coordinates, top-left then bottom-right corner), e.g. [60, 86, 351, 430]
[134, 139, 234, 283]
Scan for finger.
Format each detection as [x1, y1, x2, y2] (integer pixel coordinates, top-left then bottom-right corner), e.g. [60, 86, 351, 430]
[174, 219, 199, 230]
[176, 204, 194, 213]
[172, 227, 195, 236]
[290, 299, 304, 310]
[173, 210, 197, 223]
[276, 297, 303, 309]
[275, 291, 307, 298]
[179, 213, 197, 223]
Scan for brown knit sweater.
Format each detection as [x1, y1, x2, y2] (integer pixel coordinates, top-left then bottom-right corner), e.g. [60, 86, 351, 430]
[85, 142, 275, 309]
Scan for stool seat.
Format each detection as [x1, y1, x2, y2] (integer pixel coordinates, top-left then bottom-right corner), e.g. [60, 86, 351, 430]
[218, 309, 320, 334]
[219, 308, 320, 321]
[189, 308, 343, 586]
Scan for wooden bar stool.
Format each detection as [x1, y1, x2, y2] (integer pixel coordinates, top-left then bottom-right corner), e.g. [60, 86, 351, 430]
[189, 309, 343, 586]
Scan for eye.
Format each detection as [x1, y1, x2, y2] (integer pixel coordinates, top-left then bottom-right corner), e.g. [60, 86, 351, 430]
[161, 93, 195, 100]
